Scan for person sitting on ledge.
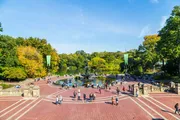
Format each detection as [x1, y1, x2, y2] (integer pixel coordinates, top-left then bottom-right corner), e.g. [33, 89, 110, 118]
[55, 96, 59, 105]
[89, 93, 93, 102]
[93, 93, 96, 100]
[58, 95, 63, 105]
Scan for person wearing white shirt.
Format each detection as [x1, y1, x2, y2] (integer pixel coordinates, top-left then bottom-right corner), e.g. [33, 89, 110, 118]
[59, 95, 63, 105]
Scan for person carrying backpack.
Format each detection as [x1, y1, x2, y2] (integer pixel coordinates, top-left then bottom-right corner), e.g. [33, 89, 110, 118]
[175, 103, 179, 115]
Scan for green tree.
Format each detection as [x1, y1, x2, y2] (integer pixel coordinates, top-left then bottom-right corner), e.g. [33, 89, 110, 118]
[0, 22, 3, 32]
[157, 5, 180, 75]
[0, 35, 19, 67]
[143, 34, 160, 70]
[1, 67, 27, 81]
[88, 57, 106, 72]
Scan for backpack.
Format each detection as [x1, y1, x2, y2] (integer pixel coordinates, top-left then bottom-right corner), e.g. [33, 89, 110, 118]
[175, 104, 178, 108]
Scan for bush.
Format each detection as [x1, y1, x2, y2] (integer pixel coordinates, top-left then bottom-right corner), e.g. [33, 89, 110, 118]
[2, 67, 27, 81]
[0, 83, 13, 89]
[153, 73, 171, 80]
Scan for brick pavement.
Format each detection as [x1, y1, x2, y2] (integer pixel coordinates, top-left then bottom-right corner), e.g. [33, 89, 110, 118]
[0, 76, 180, 120]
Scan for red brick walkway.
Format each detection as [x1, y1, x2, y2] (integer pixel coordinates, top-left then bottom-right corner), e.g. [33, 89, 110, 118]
[0, 76, 180, 120]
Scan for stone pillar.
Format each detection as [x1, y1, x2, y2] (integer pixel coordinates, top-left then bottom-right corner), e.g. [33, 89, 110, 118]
[175, 83, 180, 95]
[23, 87, 30, 97]
[160, 85, 164, 92]
[133, 84, 138, 97]
[32, 86, 40, 97]
[142, 84, 148, 95]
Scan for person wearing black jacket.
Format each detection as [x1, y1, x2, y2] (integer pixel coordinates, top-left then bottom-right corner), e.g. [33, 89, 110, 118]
[175, 103, 180, 115]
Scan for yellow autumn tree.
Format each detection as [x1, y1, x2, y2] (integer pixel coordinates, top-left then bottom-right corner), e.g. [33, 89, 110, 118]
[50, 49, 60, 73]
[17, 46, 46, 78]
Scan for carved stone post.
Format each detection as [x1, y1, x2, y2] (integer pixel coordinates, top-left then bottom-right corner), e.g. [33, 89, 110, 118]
[175, 83, 180, 95]
[23, 86, 30, 97]
[142, 84, 148, 95]
[32, 86, 40, 97]
[160, 85, 164, 92]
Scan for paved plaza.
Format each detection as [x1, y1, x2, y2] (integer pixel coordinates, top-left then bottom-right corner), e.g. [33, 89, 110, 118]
[0, 77, 180, 120]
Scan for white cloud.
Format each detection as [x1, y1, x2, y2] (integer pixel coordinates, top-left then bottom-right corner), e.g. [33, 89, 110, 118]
[160, 16, 168, 29]
[150, 0, 159, 3]
[138, 25, 151, 38]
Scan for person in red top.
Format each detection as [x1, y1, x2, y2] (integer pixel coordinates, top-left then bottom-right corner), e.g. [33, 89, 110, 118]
[122, 86, 125, 92]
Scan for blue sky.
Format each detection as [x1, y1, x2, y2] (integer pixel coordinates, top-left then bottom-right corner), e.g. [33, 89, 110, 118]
[0, 0, 179, 53]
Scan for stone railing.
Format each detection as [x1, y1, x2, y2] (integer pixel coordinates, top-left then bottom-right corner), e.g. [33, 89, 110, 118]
[148, 85, 165, 93]
[0, 85, 40, 97]
[0, 88, 23, 96]
[133, 83, 167, 96]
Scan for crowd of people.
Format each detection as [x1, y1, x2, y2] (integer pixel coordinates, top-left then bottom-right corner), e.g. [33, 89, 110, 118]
[72, 89, 97, 102]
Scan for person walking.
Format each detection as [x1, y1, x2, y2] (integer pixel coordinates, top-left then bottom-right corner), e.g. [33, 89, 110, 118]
[99, 87, 101, 94]
[73, 91, 77, 98]
[83, 93, 86, 102]
[97, 84, 99, 89]
[105, 83, 108, 89]
[175, 103, 179, 114]
[136, 89, 139, 97]
[122, 86, 125, 92]
[128, 85, 131, 91]
[116, 87, 120, 95]
[116, 96, 119, 106]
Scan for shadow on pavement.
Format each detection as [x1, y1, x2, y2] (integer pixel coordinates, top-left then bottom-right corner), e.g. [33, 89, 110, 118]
[105, 102, 112, 105]
[152, 118, 164, 120]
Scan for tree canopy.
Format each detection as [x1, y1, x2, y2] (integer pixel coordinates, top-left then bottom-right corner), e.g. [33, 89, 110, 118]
[0, 5, 180, 80]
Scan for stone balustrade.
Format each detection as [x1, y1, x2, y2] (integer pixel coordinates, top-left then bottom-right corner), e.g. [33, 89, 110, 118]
[0, 85, 40, 97]
[133, 83, 168, 96]
[0, 88, 23, 96]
